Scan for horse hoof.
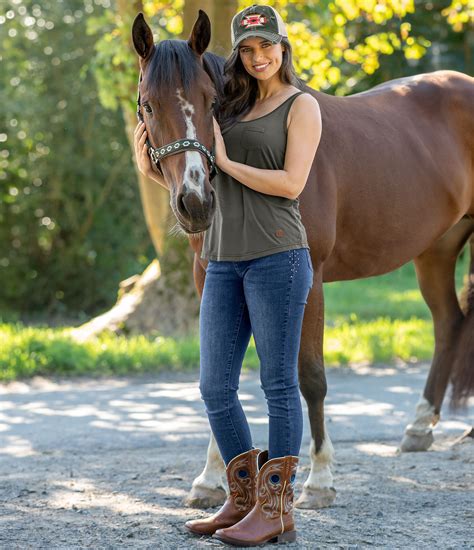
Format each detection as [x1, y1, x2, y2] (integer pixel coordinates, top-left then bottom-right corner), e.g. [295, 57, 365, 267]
[295, 486, 336, 509]
[399, 430, 434, 452]
[183, 485, 227, 508]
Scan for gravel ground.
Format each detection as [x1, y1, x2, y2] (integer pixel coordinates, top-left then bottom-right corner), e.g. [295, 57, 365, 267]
[0, 364, 472, 549]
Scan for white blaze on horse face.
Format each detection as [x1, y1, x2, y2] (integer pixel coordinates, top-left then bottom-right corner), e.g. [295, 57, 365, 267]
[176, 88, 206, 202]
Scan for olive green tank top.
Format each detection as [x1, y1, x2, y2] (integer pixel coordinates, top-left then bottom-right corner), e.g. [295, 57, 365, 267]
[201, 91, 309, 261]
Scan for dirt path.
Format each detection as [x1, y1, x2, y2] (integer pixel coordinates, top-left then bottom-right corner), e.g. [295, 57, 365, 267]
[0, 363, 472, 549]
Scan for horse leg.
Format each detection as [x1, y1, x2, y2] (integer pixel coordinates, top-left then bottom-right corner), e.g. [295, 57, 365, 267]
[400, 219, 473, 452]
[295, 268, 336, 509]
[184, 431, 227, 507]
[184, 253, 227, 508]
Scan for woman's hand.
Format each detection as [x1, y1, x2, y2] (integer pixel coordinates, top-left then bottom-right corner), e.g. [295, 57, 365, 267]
[133, 121, 155, 178]
[213, 117, 229, 171]
[133, 121, 169, 191]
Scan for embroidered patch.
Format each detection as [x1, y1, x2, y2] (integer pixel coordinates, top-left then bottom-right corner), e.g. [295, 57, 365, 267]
[241, 14, 268, 28]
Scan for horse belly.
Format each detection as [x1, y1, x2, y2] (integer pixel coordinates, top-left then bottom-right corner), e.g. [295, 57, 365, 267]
[322, 175, 469, 282]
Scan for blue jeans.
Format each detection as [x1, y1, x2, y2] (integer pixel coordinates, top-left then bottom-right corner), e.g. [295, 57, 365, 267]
[199, 248, 313, 465]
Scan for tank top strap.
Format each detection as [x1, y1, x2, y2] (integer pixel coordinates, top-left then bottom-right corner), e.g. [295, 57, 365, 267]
[281, 91, 306, 129]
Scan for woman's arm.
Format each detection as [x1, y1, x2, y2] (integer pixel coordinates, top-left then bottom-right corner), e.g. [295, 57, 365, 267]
[134, 121, 169, 190]
[213, 94, 322, 200]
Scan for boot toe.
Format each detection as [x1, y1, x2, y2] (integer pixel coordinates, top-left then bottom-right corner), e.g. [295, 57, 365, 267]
[184, 520, 214, 536]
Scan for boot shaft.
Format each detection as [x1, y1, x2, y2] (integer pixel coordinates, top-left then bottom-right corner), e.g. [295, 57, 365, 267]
[226, 447, 260, 511]
[256, 452, 299, 520]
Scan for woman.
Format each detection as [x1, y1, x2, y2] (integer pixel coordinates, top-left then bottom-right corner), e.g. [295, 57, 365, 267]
[135, 4, 322, 546]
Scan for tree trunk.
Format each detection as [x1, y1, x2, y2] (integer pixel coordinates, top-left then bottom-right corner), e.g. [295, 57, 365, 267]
[182, 0, 235, 57]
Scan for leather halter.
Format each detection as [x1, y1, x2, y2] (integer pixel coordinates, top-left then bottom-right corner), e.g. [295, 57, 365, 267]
[136, 73, 218, 180]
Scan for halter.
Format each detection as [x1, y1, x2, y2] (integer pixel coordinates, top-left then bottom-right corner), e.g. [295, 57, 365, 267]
[136, 73, 218, 181]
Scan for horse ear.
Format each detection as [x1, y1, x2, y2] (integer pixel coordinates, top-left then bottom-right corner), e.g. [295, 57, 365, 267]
[132, 13, 154, 60]
[187, 9, 211, 57]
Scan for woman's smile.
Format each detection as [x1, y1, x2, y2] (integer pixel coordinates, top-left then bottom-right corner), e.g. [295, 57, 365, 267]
[253, 62, 270, 72]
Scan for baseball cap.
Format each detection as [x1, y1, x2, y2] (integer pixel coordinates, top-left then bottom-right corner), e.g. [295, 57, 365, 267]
[231, 5, 288, 50]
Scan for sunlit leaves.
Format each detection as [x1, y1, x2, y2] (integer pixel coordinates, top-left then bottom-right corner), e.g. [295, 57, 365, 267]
[442, 0, 474, 32]
[238, 0, 462, 93]
[87, 0, 184, 113]
[2, 0, 150, 313]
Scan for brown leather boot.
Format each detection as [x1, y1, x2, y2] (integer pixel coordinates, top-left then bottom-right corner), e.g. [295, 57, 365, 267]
[213, 450, 299, 546]
[185, 448, 261, 536]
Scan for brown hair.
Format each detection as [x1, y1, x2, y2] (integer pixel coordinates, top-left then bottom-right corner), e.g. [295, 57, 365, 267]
[218, 38, 305, 132]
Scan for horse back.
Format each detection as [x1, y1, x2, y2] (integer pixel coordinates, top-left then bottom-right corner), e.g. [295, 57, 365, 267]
[300, 71, 474, 280]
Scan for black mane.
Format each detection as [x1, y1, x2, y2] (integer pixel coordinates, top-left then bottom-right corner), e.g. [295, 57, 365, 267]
[202, 50, 226, 104]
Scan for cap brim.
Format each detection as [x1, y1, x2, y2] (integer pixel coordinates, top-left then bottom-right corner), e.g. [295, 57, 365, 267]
[233, 32, 282, 50]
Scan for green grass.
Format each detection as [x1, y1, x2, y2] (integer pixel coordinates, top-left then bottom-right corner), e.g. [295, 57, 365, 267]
[324, 254, 468, 322]
[0, 252, 469, 381]
[0, 317, 434, 382]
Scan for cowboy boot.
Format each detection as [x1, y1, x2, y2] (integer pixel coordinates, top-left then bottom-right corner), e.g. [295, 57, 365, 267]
[213, 450, 299, 546]
[185, 448, 261, 536]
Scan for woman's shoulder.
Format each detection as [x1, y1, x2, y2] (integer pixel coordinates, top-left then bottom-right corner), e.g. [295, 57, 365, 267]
[288, 91, 320, 118]
[292, 90, 320, 108]
[286, 91, 320, 128]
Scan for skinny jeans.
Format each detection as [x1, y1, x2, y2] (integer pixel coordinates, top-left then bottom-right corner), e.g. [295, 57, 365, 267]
[199, 248, 313, 465]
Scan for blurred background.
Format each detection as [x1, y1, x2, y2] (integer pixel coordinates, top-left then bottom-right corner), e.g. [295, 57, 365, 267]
[1, 0, 472, 379]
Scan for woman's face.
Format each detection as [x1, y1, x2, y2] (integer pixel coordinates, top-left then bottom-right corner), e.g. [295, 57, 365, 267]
[238, 36, 285, 82]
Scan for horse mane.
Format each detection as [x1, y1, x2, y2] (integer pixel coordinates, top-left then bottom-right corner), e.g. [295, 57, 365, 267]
[146, 39, 199, 95]
[202, 51, 226, 117]
[145, 39, 226, 117]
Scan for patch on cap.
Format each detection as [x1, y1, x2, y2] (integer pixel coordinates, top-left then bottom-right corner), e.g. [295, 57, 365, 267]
[241, 14, 268, 29]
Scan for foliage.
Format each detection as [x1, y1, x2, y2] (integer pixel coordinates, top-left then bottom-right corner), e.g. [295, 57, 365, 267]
[272, 0, 472, 94]
[86, 1, 184, 113]
[1, 0, 152, 315]
[0, 317, 434, 381]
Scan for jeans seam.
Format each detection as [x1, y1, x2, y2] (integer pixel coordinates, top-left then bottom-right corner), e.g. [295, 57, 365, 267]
[282, 251, 295, 455]
[223, 298, 247, 454]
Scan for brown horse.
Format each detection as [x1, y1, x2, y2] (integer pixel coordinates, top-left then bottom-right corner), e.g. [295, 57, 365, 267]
[132, 11, 474, 509]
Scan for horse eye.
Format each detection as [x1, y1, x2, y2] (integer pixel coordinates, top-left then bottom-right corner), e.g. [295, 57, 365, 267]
[144, 105, 152, 114]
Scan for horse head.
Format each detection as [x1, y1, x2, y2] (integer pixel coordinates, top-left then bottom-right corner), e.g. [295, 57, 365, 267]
[132, 11, 223, 235]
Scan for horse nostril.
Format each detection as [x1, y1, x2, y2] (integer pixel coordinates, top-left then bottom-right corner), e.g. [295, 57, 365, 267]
[210, 189, 216, 210]
[178, 192, 187, 216]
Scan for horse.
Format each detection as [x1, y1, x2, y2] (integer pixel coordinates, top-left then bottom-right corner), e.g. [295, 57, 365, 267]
[132, 10, 474, 510]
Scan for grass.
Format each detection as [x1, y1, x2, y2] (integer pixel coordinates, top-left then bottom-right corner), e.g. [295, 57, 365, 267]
[324, 255, 468, 322]
[0, 252, 469, 381]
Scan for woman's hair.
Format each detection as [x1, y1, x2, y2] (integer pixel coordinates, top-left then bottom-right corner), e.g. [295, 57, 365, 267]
[218, 38, 305, 132]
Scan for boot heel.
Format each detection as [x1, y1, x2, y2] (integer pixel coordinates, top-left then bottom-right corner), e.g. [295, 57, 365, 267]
[271, 530, 297, 543]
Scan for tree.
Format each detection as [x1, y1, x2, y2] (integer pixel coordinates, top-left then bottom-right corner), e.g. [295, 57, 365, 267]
[0, 0, 151, 317]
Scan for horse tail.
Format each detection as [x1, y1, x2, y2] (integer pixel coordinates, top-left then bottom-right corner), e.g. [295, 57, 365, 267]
[450, 232, 474, 409]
